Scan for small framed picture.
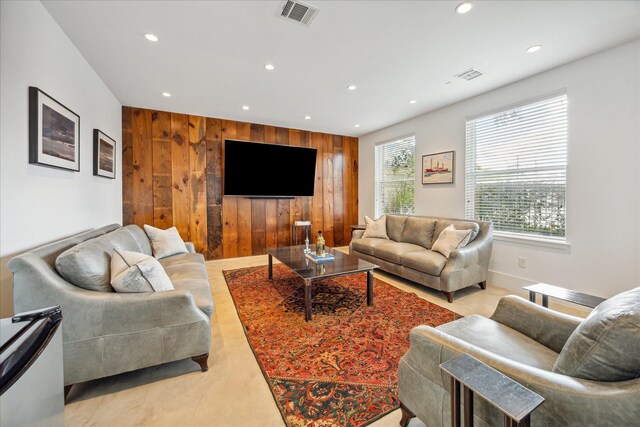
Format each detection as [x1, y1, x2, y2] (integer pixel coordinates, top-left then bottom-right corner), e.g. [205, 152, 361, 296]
[422, 150, 455, 184]
[29, 87, 80, 171]
[93, 130, 116, 179]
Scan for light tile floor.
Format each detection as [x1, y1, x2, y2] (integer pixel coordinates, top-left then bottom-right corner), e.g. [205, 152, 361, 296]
[64, 249, 589, 427]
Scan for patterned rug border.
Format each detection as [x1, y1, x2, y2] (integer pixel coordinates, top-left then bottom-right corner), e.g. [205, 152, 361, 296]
[222, 265, 460, 427]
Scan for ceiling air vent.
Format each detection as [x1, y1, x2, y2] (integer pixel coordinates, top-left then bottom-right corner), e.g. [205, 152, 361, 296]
[278, 1, 319, 26]
[455, 68, 483, 81]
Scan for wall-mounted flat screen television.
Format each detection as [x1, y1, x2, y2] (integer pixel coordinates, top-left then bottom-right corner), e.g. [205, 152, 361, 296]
[223, 139, 317, 198]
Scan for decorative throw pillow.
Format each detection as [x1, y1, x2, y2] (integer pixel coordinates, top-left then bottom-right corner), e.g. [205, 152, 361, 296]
[362, 215, 389, 239]
[110, 249, 174, 293]
[553, 287, 640, 381]
[431, 224, 472, 258]
[143, 225, 188, 259]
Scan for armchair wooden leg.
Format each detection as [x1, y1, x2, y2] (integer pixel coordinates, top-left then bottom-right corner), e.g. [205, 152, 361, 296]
[399, 402, 416, 427]
[442, 291, 455, 303]
[478, 281, 486, 290]
[192, 353, 209, 372]
[64, 384, 73, 402]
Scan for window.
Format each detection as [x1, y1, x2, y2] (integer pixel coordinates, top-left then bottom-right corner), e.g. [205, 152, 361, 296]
[375, 136, 415, 217]
[465, 91, 568, 240]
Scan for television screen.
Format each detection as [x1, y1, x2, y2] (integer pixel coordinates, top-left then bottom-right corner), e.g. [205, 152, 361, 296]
[223, 139, 317, 197]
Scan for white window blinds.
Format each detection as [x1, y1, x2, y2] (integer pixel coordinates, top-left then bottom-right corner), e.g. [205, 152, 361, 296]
[375, 136, 416, 218]
[465, 91, 568, 239]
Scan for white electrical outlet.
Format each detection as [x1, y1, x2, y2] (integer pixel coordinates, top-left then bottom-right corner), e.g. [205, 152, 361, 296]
[518, 257, 527, 268]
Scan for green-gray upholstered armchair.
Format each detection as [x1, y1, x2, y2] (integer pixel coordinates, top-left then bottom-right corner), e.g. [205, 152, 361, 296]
[398, 288, 640, 427]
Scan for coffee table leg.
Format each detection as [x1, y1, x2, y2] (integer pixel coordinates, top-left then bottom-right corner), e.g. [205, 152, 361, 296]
[367, 270, 373, 305]
[304, 279, 312, 321]
[268, 254, 273, 280]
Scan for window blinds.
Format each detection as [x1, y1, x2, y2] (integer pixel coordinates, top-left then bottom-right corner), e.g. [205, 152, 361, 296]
[375, 136, 416, 218]
[465, 92, 568, 239]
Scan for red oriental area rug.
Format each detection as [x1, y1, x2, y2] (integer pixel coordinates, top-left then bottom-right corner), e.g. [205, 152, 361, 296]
[223, 265, 458, 427]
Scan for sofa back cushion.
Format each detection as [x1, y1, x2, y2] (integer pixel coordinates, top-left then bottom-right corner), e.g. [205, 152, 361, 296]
[386, 215, 407, 242]
[109, 225, 153, 255]
[433, 220, 480, 246]
[553, 287, 640, 381]
[55, 235, 116, 292]
[400, 217, 437, 249]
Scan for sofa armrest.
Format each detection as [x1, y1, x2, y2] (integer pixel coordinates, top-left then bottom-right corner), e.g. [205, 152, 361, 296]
[402, 324, 640, 425]
[490, 295, 583, 353]
[351, 229, 365, 240]
[184, 242, 196, 253]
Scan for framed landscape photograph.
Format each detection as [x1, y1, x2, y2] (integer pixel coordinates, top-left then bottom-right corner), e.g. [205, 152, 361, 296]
[29, 87, 80, 171]
[422, 150, 454, 184]
[93, 129, 116, 179]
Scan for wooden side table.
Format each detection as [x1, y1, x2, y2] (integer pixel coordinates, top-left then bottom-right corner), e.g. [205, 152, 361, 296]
[440, 354, 544, 427]
[351, 224, 366, 231]
[523, 283, 606, 309]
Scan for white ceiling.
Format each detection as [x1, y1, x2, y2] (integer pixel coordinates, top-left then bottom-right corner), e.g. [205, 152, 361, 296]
[42, 1, 640, 137]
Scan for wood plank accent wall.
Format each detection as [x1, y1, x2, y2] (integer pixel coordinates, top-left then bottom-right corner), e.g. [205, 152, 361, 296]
[122, 107, 359, 259]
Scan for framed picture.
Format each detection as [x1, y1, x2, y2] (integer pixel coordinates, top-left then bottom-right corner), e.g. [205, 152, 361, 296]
[93, 130, 116, 179]
[29, 87, 80, 171]
[422, 150, 455, 184]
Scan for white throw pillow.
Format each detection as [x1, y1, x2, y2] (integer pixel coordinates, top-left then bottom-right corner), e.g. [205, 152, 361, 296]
[143, 225, 188, 259]
[110, 250, 174, 293]
[362, 215, 389, 239]
[431, 224, 473, 258]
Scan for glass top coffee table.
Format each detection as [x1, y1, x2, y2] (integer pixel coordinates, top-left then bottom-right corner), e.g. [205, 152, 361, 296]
[266, 245, 378, 321]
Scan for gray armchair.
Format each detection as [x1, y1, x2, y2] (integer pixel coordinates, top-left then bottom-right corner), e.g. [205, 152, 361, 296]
[398, 291, 640, 426]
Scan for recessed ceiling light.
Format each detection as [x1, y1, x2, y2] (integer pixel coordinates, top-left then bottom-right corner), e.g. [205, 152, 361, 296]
[162, 92, 171, 97]
[144, 33, 158, 42]
[455, 2, 473, 14]
[242, 105, 250, 110]
[304, 115, 311, 120]
[408, 100, 417, 104]
[526, 45, 542, 53]
[264, 64, 275, 71]
[354, 124, 360, 128]
[347, 85, 357, 91]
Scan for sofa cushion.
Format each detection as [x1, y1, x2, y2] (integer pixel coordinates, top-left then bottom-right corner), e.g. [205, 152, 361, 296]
[351, 237, 389, 256]
[373, 241, 425, 265]
[144, 225, 189, 259]
[159, 253, 214, 318]
[386, 215, 407, 242]
[362, 215, 389, 239]
[110, 250, 174, 293]
[401, 217, 437, 249]
[401, 250, 447, 276]
[431, 225, 473, 258]
[553, 287, 640, 381]
[433, 220, 480, 246]
[104, 225, 152, 256]
[55, 235, 115, 292]
[437, 315, 559, 370]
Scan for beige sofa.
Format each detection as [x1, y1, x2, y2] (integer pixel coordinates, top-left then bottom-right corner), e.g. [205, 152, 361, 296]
[349, 215, 492, 302]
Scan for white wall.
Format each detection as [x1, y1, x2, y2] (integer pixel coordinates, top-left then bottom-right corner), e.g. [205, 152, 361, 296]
[0, 1, 122, 316]
[359, 40, 640, 298]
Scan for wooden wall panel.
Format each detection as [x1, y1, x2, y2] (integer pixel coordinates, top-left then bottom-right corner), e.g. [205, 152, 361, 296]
[123, 106, 358, 260]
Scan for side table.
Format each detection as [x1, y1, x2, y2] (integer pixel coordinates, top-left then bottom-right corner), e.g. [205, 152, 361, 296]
[523, 283, 606, 309]
[440, 354, 544, 427]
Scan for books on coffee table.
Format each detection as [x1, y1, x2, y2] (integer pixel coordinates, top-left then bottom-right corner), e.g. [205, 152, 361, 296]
[305, 252, 335, 263]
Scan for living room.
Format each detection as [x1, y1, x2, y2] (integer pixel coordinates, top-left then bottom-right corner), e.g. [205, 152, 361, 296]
[1, 1, 639, 426]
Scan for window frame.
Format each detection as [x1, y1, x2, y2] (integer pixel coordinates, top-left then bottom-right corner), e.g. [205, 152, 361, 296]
[464, 90, 570, 247]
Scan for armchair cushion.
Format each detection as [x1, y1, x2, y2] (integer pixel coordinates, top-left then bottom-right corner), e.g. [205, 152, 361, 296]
[553, 287, 640, 381]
